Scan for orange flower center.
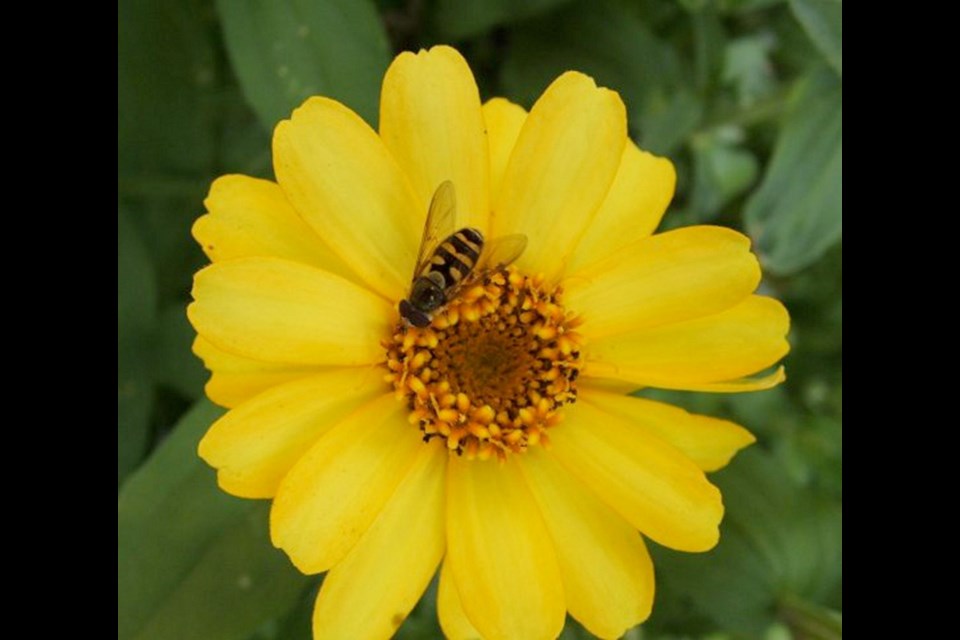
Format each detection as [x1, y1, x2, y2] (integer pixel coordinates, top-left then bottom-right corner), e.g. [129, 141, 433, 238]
[385, 268, 583, 460]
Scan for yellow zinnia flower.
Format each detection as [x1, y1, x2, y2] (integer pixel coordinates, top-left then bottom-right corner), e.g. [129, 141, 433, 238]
[188, 45, 789, 640]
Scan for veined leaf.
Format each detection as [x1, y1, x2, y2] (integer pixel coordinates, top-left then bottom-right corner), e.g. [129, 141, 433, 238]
[118, 400, 311, 640]
[118, 208, 158, 483]
[650, 448, 842, 636]
[745, 68, 842, 274]
[216, 0, 390, 129]
[789, 0, 842, 75]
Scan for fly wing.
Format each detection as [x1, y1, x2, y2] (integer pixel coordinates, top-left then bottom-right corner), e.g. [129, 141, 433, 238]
[477, 234, 528, 271]
[412, 181, 457, 281]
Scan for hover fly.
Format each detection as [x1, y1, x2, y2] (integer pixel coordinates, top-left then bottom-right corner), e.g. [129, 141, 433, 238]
[399, 181, 527, 328]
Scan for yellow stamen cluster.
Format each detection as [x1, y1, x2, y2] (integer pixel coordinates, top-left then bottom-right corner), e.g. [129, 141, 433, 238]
[385, 268, 583, 460]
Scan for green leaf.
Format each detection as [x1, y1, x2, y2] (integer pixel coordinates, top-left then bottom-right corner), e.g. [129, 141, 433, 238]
[216, 0, 390, 129]
[265, 584, 317, 640]
[156, 304, 207, 400]
[789, 0, 842, 75]
[499, 0, 708, 161]
[118, 0, 219, 178]
[723, 33, 777, 105]
[687, 128, 759, 220]
[719, 0, 785, 11]
[649, 448, 842, 637]
[132, 195, 209, 305]
[500, 0, 683, 119]
[744, 67, 841, 274]
[636, 89, 703, 156]
[118, 208, 158, 484]
[689, 3, 726, 93]
[434, 0, 575, 40]
[118, 400, 312, 640]
[118, 0, 222, 303]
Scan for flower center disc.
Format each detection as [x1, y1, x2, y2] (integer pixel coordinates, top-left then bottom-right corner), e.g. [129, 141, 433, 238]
[386, 268, 583, 460]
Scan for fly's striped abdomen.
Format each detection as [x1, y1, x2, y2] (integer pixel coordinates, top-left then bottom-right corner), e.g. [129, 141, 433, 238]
[402, 181, 527, 328]
[428, 228, 483, 287]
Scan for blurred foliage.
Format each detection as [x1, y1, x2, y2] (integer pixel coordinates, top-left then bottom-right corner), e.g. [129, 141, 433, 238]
[118, 0, 841, 638]
[118, 401, 312, 640]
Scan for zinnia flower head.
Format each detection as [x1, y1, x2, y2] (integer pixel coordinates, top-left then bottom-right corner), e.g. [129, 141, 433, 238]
[188, 45, 789, 640]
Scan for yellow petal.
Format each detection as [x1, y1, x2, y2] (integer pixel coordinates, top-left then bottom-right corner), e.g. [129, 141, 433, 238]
[270, 394, 420, 573]
[580, 367, 787, 395]
[313, 442, 446, 639]
[197, 367, 384, 498]
[569, 142, 676, 272]
[493, 72, 626, 282]
[438, 561, 482, 640]
[192, 175, 354, 282]
[579, 386, 755, 472]
[520, 450, 654, 639]
[446, 456, 565, 640]
[482, 98, 526, 209]
[551, 401, 723, 551]
[273, 97, 420, 300]
[678, 366, 787, 392]
[188, 257, 392, 366]
[584, 296, 790, 390]
[380, 46, 489, 232]
[565, 226, 761, 340]
[193, 336, 319, 408]
[565, 375, 638, 395]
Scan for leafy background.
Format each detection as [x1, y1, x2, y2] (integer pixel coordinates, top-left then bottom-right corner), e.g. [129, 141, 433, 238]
[117, 0, 841, 638]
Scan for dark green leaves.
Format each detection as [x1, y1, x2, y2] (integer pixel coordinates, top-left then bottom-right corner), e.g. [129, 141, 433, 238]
[118, 401, 312, 640]
[500, 0, 682, 118]
[119, 0, 265, 483]
[216, 0, 390, 129]
[118, 208, 159, 483]
[790, 0, 842, 75]
[688, 129, 759, 219]
[745, 67, 842, 274]
[650, 448, 842, 637]
[434, 0, 574, 40]
[118, 0, 218, 177]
